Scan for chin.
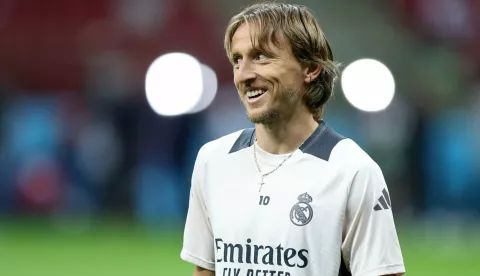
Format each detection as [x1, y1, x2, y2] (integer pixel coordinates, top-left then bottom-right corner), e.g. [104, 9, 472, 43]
[245, 110, 262, 123]
[246, 108, 280, 125]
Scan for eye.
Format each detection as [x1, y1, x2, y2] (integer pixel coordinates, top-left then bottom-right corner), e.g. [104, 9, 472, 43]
[231, 55, 242, 65]
[256, 53, 268, 61]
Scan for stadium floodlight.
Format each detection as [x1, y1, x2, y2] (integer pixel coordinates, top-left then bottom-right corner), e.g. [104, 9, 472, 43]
[341, 58, 395, 112]
[145, 52, 203, 116]
[187, 64, 218, 114]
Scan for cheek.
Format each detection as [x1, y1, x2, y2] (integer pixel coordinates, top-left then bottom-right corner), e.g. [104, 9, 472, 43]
[233, 71, 238, 83]
[272, 71, 300, 90]
[233, 73, 241, 89]
[279, 67, 305, 88]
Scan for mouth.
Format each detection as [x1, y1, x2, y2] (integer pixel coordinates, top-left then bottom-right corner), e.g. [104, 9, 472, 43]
[246, 89, 267, 102]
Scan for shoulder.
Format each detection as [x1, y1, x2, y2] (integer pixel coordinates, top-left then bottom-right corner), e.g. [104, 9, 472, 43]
[330, 138, 379, 170]
[331, 139, 387, 195]
[196, 128, 253, 164]
[308, 122, 380, 173]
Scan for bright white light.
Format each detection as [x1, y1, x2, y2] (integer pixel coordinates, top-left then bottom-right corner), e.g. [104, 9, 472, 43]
[145, 53, 203, 116]
[188, 64, 218, 114]
[341, 58, 395, 112]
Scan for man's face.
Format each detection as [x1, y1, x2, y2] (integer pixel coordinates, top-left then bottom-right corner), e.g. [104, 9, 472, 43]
[230, 23, 307, 125]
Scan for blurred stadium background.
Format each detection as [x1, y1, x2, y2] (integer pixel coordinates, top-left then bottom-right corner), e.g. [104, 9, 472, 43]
[0, 0, 479, 275]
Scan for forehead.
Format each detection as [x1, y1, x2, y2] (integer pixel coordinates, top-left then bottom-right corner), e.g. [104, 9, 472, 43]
[230, 22, 288, 54]
[231, 23, 252, 49]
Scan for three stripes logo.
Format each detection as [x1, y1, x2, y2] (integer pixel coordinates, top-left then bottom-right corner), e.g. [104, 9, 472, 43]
[373, 188, 392, 211]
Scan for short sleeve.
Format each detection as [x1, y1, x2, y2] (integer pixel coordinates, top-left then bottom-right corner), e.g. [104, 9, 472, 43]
[181, 145, 215, 271]
[341, 163, 406, 276]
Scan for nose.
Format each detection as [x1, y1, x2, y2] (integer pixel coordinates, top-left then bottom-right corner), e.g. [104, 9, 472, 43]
[235, 61, 256, 86]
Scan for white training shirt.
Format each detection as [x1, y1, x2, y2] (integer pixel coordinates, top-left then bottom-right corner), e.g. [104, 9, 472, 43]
[181, 121, 405, 276]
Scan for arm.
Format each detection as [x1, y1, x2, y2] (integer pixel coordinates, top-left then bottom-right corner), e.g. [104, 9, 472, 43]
[341, 163, 406, 276]
[180, 145, 216, 272]
[193, 266, 215, 276]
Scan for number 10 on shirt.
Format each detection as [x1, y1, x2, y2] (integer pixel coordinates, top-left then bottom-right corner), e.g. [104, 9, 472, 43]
[259, 196, 270, 205]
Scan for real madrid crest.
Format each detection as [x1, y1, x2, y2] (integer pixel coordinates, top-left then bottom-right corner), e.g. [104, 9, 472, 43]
[290, 193, 313, 226]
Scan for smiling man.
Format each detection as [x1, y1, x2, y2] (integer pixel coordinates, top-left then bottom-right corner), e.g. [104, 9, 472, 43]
[181, 2, 405, 276]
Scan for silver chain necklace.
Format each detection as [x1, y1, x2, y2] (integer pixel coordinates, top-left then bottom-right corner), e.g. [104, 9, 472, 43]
[253, 141, 302, 192]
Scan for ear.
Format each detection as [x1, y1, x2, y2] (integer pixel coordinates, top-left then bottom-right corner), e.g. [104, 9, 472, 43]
[303, 62, 323, 84]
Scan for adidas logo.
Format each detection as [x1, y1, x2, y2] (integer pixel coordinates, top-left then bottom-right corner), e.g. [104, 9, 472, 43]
[373, 188, 392, 211]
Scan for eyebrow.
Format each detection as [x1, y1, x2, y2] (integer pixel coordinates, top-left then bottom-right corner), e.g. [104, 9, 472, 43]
[229, 47, 270, 65]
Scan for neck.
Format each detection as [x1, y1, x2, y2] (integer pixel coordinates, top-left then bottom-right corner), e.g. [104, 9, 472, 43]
[255, 111, 319, 154]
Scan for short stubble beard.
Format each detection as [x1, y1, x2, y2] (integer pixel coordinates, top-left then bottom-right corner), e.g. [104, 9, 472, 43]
[245, 86, 300, 126]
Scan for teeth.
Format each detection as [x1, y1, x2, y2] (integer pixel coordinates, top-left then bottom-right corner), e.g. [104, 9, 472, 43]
[246, 90, 266, 98]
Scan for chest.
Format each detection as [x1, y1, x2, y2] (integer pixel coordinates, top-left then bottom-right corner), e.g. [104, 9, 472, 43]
[204, 155, 351, 244]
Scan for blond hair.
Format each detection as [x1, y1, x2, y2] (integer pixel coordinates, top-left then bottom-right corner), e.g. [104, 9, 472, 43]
[224, 2, 339, 121]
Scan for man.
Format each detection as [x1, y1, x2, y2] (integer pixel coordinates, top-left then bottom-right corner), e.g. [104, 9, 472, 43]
[181, 2, 405, 276]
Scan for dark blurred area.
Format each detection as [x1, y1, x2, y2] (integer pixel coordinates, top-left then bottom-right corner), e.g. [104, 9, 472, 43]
[0, 0, 479, 233]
